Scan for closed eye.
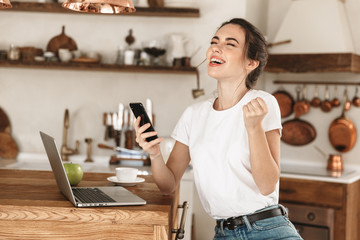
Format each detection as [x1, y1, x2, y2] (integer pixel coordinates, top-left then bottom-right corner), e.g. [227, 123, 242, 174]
[210, 36, 219, 45]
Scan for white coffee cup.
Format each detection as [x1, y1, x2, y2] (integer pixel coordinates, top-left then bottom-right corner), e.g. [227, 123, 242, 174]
[58, 48, 72, 62]
[116, 167, 138, 182]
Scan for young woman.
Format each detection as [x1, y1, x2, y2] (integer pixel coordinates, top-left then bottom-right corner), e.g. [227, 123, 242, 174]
[134, 18, 303, 240]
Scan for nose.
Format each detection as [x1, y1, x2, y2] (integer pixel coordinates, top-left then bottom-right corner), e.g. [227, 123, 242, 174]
[210, 43, 222, 54]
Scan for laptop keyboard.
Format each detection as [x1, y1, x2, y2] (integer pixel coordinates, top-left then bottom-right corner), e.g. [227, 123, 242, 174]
[72, 188, 116, 203]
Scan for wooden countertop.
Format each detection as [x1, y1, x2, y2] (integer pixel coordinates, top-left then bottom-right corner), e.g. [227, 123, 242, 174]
[0, 169, 179, 240]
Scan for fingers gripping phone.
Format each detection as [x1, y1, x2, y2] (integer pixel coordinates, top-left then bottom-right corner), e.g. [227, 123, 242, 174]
[129, 102, 158, 142]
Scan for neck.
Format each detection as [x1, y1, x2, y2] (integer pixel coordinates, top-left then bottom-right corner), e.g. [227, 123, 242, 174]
[215, 79, 249, 111]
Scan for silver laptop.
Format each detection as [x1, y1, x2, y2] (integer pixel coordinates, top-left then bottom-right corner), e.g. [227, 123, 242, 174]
[40, 131, 146, 207]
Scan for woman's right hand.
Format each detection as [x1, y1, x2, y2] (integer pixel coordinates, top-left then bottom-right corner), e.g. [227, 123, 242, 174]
[134, 116, 163, 158]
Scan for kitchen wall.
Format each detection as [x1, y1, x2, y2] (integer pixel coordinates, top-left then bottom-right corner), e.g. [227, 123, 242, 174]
[3, 0, 359, 239]
[0, 0, 250, 157]
[2, 1, 359, 169]
[265, 0, 360, 167]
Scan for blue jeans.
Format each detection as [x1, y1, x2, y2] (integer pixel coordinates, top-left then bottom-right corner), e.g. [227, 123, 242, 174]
[214, 205, 303, 240]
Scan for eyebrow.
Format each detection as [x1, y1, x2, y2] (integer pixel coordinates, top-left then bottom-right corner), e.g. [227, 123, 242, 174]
[212, 36, 239, 44]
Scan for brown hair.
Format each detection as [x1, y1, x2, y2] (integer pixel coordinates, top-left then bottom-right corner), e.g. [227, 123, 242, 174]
[219, 18, 268, 89]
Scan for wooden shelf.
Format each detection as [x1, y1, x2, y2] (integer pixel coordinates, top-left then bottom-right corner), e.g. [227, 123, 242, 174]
[0, 59, 198, 74]
[265, 53, 360, 73]
[7, 1, 200, 18]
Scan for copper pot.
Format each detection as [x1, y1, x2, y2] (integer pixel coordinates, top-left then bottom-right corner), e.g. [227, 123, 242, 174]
[310, 85, 321, 107]
[327, 154, 343, 171]
[320, 85, 332, 112]
[293, 85, 310, 118]
[328, 89, 357, 152]
[331, 85, 341, 107]
[314, 146, 343, 172]
[352, 86, 360, 107]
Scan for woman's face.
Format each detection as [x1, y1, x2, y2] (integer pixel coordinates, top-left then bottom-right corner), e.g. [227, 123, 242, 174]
[206, 24, 248, 81]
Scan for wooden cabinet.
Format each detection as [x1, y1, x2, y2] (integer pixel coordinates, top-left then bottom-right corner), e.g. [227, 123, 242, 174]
[279, 177, 360, 240]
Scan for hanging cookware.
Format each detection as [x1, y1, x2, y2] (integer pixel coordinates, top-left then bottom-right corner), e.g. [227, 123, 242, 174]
[344, 89, 351, 111]
[328, 89, 357, 152]
[281, 118, 317, 146]
[272, 88, 295, 118]
[46, 26, 78, 56]
[320, 85, 332, 112]
[331, 85, 340, 107]
[352, 86, 360, 107]
[310, 85, 321, 107]
[0, 132, 18, 159]
[293, 85, 310, 118]
[281, 86, 316, 146]
[281, 85, 316, 146]
[0, 107, 10, 134]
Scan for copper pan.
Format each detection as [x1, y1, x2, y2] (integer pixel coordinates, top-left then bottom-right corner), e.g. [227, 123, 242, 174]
[0, 107, 10, 134]
[0, 132, 18, 159]
[281, 118, 316, 146]
[272, 88, 294, 118]
[328, 89, 357, 152]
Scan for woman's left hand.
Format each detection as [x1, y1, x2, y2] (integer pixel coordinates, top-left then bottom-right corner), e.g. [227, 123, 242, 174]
[243, 97, 268, 132]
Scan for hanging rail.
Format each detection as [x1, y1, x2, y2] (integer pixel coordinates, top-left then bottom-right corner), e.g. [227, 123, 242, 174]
[273, 80, 360, 86]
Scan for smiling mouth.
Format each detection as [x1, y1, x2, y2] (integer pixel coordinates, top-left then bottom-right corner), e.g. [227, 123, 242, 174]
[210, 58, 225, 65]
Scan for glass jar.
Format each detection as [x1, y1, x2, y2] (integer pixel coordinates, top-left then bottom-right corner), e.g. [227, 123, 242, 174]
[8, 44, 20, 61]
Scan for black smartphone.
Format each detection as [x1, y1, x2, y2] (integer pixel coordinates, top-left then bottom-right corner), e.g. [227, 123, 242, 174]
[129, 102, 158, 142]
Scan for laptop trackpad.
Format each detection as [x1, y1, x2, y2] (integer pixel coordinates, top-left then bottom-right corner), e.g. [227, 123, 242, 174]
[98, 186, 146, 205]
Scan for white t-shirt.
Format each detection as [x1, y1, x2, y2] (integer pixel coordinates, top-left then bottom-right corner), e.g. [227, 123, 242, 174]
[171, 89, 282, 219]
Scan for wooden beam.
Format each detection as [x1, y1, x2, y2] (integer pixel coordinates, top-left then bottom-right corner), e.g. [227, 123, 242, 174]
[265, 53, 360, 73]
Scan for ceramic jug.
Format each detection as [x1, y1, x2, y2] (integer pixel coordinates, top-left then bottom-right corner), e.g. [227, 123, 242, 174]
[169, 34, 189, 59]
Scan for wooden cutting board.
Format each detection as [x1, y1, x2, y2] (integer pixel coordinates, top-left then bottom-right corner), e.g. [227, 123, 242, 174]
[0, 107, 11, 134]
[0, 132, 18, 159]
[46, 26, 77, 55]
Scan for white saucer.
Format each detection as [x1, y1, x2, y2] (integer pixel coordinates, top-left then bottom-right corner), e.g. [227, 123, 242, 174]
[107, 176, 145, 186]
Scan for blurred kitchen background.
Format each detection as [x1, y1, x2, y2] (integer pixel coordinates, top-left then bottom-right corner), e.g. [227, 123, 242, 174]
[1, 0, 360, 239]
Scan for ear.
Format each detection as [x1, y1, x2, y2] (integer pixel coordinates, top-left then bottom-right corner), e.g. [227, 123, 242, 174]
[245, 59, 259, 73]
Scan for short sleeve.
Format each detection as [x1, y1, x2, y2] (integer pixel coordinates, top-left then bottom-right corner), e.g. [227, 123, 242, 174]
[171, 106, 193, 146]
[262, 95, 282, 135]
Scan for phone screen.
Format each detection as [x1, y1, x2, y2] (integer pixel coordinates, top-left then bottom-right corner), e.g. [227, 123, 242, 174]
[129, 102, 158, 142]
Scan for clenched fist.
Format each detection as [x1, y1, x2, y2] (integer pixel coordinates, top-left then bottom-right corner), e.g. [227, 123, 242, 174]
[243, 97, 268, 132]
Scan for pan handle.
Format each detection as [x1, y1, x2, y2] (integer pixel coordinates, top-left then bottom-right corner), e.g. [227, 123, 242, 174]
[172, 201, 189, 240]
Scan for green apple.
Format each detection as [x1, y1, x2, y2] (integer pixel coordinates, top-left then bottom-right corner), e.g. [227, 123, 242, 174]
[64, 163, 83, 186]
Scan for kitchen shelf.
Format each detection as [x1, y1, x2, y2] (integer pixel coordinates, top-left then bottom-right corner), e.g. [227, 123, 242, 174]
[7, 1, 200, 18]
[0, 59, 198, 74]
[265, 53, 360, 73]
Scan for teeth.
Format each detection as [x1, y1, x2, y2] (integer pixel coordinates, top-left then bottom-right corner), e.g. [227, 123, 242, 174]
[210, 58, 224, 64]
